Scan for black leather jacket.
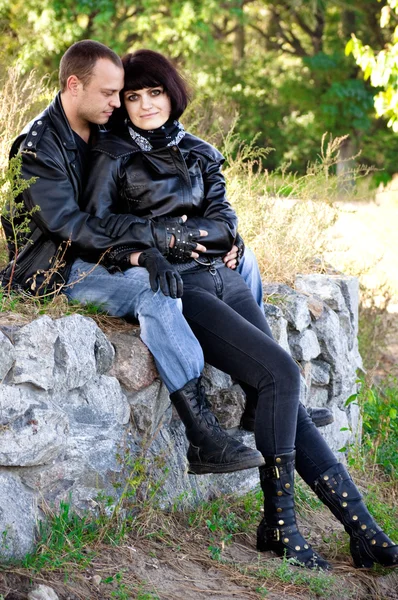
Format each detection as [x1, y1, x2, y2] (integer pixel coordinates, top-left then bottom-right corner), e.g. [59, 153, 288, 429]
[1, 94, 174, 293]
[83, 129, 237, 259]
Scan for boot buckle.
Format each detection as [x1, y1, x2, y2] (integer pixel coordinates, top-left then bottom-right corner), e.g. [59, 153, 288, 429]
[267, 528, 280, 542]
[273, 528, 281, 541]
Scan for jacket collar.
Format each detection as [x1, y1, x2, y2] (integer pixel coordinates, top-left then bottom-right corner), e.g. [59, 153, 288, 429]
[47, 92, 77, 150]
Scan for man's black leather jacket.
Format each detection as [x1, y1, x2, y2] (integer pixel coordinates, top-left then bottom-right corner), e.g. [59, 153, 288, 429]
[83, 129, 237, 261]
[1, 93, 173, 294]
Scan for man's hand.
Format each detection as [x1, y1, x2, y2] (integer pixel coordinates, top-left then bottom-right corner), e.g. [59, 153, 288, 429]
[136, 248, 183, 298]
[224, 233, 245, 269]
[223, 245, 239, 269]
[165, 214, 208, 262]
[155, 214, 207, 258]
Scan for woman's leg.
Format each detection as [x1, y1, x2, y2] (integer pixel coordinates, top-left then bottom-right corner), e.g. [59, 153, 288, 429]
[182, 268, 300, 458]
[236, 254, 334, 430]
[182, 267, 329, 569]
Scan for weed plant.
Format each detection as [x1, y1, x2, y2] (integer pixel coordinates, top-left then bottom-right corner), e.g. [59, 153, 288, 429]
[355, 377, 398, 482]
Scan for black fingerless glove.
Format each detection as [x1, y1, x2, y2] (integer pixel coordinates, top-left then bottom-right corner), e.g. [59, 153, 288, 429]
[138, 248, 183, 299]
[235, 232, 245, 266]
[166, 224, 201, 263]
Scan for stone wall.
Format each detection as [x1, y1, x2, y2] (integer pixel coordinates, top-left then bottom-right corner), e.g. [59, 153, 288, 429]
[0, 274, 362, 559]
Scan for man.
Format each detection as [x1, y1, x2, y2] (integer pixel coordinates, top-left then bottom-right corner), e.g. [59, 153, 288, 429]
[1, 40, 331, 475]
[1, 40, 265, 476]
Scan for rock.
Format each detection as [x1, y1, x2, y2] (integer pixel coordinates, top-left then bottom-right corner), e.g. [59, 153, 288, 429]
[0, 330, 15, 380]
[54, 315, 98, 390]
[264, 283, 311, 332]
[263, 304, 290, 354]
[311, 304, 344, 366]
[60, 375, 130, 430]
[28, 584, 59, 600]
[10, 315, 58, 390]
[300, 361, 312, 389]
[307, 295, 324, 319]
[202, 364, 233, 392]
[300, 374, 309, 405]
[288, 328, 321, 361]
[92, 575, 102, 586]
[338, 276, 360, 335]
[295, 274, 346, 312]
[127, 380, 171, 435]
[309, 385, 329, 407]
[209, 384, 246, 429]
[108, 330, 158, 392]
[0, 385, 68, 466]
[0, 471, 37, 559]
[311, 360, 331, 386]
[94, 326, 115, 374]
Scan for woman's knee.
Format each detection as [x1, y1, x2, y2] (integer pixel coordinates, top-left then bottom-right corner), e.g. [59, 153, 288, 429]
[270, 350, 301, 386]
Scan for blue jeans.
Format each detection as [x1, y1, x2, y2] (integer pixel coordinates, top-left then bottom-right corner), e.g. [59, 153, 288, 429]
[237, 248, 264, 310]
[64, 258, 204, 392]
[64, 251, 264, 392]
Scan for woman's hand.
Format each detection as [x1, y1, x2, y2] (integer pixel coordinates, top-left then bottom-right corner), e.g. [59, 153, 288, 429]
[168, 216, 208, 258]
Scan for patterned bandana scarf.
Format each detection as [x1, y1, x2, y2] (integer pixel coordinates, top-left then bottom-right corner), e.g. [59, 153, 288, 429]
[127, 117, 186, 151]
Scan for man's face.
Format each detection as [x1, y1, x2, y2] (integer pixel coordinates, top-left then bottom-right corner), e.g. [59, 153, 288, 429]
[76, 58, 124, 125]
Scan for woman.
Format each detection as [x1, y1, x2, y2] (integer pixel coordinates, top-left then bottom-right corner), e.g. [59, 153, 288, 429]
[82, 49, 397, 570]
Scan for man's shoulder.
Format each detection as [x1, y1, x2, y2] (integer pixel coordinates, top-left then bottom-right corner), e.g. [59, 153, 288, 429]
[10, 93, 75, 159]
[182, 132, 224, 163]
[10, 111, 50, 158]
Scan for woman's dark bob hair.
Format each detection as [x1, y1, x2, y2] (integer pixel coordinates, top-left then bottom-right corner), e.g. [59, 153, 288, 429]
[113, 49, 189, 126]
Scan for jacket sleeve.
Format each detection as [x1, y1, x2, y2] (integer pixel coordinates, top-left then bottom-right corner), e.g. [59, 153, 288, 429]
[184, 154, 237, 256]
[20, 146, 169, 259]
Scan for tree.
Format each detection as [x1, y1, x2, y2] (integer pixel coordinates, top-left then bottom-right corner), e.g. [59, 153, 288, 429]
[1, 0, 397, 175]
[347, 0, 398, 131]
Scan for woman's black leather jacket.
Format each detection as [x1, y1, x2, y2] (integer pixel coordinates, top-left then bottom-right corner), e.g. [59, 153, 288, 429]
[83, 129, 238, 262]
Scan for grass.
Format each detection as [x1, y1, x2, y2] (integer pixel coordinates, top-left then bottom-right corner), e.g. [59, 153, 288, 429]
[0, 446, 395, 599]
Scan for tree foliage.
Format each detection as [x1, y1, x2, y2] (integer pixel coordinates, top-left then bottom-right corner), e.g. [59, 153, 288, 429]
[0, 0, 397, 176]
[347, 0, 398, 131]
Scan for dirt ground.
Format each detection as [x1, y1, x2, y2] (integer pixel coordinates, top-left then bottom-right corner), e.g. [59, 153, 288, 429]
[1, 506, 397, 600]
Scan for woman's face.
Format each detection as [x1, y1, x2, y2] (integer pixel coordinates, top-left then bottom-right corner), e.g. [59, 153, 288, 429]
[124, 86, 172, 130]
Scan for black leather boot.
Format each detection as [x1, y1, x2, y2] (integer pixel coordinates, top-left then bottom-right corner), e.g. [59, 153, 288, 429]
[311, 463, 398, 568]
[170, 377, 265, 475]
[240, 396, 333, 431]
[257, 451, 331, 570]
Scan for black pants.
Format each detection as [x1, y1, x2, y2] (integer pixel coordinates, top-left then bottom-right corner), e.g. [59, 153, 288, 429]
[181, 265, 337, 485]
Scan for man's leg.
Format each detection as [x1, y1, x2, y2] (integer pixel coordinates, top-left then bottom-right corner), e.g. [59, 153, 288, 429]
[236, 248, 264, 310]
[64, 258, 203, 392]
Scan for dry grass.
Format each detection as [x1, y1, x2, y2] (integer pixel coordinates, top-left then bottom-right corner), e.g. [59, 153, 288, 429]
[223, 132, 373, 285]
[0, 61, 53, 173]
